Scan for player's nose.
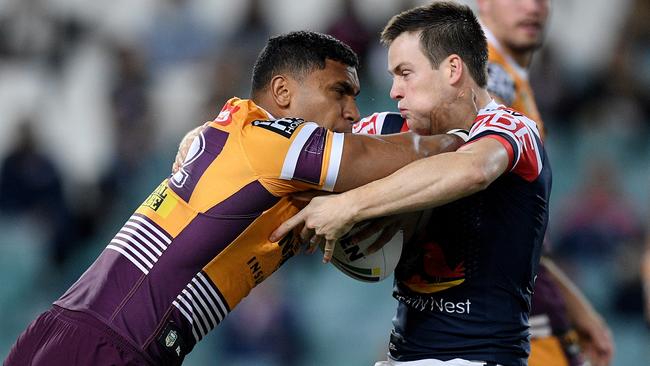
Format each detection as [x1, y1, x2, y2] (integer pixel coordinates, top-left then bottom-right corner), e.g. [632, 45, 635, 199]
[390, 81, 403, 101]
[343, 99, 361, 125]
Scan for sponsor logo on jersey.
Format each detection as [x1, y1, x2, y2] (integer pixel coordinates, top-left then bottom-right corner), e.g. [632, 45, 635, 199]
[277, 232, 299, 267]
[214, 103, 240, 126]
[165, 330, 178, 347]
[142, 181, 177, 218]
[401, 241, 465, 294]
[394, 293, 472, 314]
[247, 256, 264, 286]
[252, 117, 303, 138]
[157, 322, 186, 360]
[143, 182, 168, 211]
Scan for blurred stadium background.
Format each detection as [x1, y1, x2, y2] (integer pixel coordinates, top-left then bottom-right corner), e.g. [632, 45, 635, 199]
[0, 0, 648, 364]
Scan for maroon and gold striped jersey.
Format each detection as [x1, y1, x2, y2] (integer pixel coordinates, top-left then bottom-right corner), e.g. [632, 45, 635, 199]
[55, 98, 345, 364]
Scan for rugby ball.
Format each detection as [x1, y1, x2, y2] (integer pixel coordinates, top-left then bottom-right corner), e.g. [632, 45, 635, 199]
[324, 223, 403, 282]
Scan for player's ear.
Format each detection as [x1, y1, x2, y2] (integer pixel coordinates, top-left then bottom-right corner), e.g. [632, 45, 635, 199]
[446, 54, 463, 86]
[270, 74, 291, 108]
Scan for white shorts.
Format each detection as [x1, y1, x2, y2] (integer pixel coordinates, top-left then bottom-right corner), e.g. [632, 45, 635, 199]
[374, 358, 500, 366]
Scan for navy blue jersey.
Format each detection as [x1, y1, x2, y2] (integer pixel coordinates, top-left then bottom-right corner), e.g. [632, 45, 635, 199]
[388, 101, 552, 366]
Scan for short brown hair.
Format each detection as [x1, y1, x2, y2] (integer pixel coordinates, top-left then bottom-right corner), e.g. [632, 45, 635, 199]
[380, 1, 488, 87]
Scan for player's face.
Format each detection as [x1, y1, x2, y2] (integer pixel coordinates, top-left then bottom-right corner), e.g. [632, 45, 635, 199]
[290, 59, 361, 133]
[479, 0, 550, 52]
[387, 31, 451, 136]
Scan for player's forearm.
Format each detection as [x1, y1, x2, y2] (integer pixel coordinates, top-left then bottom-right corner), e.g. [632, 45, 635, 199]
[375, 132, 465, 157]
[343, 151, 490, 222]
[541, 258, 598, 320]
[334, 133, 463, 192]
[418, 133, 465, 157]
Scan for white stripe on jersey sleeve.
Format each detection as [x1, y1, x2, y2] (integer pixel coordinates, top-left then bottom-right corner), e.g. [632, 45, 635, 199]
[181, 289, 208, 338]
[111, 238, 156, 269]
[197, 273, 228, 319]
[106, 245, 149, 274]
[129, 216, 171, 246]
[323, 132, 344, 191]
[172, 300, 194, 325]
[117, 229, 162, 257]
[191, 277, 224, 322]
[187, 283, 218, 329]
[279, 122, 319, 180]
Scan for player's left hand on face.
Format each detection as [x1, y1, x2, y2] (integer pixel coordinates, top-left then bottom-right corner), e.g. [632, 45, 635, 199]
[270, 194, 356, 263]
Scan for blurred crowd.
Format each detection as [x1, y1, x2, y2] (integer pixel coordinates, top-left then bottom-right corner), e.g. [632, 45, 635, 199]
[0, 0, 648, 365]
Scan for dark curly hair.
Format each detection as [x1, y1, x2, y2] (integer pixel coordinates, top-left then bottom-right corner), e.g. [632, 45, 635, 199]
[251, 31, 359, 95]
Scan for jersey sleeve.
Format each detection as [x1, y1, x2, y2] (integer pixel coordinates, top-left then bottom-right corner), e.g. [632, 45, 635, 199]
[353, 112, 408, 135]
[242, 118, 344, 195]
[468, 109, 544, 182]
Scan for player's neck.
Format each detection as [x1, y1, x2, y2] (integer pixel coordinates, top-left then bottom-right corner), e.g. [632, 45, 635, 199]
[451, 87, 492, 130]
[501, 45, 533, 69]
[474, 88, 493, 110]
[251, 94, 284, 119]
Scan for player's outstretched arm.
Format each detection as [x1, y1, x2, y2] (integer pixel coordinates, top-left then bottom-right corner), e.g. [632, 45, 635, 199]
[332, 131, 464, 192]
[338, 136, 509, 218]
[541, 258, 614, 366]
[271, 137, 509, 262]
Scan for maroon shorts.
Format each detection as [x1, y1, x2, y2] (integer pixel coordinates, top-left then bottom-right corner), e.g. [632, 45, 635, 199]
[4, 306, 153, 366]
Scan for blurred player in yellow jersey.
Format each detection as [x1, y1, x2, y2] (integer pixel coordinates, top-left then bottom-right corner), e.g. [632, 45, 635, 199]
[5, 31, 465, 366]
[477, 0, 614, 365]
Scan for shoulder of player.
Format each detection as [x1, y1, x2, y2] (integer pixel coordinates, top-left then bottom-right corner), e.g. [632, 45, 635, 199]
[222, 101, 318, 139]
[247, 117, 315, 139]
[470, 104, 540, 137]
